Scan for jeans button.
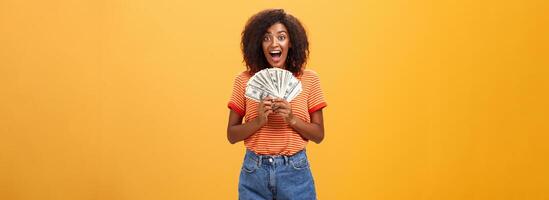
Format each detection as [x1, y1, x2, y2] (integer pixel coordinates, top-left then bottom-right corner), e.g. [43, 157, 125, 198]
[269, 158, 273, 163]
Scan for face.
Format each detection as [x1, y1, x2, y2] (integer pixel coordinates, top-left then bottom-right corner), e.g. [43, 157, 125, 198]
[262, 22, 291, 69]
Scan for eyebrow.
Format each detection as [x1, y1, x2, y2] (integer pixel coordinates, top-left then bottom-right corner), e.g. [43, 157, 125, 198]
[265, 30, 288, 34]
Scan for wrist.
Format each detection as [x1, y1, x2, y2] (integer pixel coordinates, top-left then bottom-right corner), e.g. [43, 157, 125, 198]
[288, 115, 297, 126]
[255, 117, 266, 127]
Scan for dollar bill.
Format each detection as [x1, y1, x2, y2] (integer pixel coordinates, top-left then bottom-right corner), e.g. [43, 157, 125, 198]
[245, 68, 302, 102]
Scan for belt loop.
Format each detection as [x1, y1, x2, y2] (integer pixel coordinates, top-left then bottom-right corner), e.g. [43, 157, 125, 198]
[284, 155, 289, 165]
[258, 155, 262, 166]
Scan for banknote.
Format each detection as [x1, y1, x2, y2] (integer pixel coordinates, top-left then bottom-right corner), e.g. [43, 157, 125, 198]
[245, 68, 302, 102]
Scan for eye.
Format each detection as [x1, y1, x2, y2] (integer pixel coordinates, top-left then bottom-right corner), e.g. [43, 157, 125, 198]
[263, 35, 271, 41]
[278, 35, 286, 41]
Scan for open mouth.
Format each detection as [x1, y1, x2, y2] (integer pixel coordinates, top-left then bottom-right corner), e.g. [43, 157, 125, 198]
[269, 50, 282, 62]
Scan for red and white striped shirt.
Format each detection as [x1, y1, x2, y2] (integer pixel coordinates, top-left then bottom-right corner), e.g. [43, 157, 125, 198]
[228, 69, 327, 155]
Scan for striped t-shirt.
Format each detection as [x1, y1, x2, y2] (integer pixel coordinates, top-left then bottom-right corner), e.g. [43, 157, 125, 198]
[228, 69, 327, 156]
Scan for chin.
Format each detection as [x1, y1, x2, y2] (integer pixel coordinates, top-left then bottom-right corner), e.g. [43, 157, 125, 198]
[270, 63, 284, 68]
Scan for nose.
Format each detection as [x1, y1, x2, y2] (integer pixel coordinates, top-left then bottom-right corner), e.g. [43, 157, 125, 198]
[270, 37, 280, 48]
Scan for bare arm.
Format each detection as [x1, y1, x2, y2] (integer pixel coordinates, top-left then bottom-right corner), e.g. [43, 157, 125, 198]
[273, 98, 325, 143]
[227, 97, 273, 144]
[226, 110, 260, 144]
[288, 110, 324, 143]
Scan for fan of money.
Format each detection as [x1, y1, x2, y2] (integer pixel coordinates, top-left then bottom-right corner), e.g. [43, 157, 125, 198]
[245, 68, 302, 102]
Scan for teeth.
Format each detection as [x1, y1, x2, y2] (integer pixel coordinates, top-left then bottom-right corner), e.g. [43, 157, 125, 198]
[270, 50, 281, 54]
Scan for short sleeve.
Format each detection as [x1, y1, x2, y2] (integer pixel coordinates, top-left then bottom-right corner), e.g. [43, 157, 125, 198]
[227, 73, 246, 117]
[307, 71, 327, 113]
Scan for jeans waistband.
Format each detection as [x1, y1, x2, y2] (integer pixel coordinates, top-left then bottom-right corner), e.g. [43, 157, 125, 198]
[245, 149, 307, 166]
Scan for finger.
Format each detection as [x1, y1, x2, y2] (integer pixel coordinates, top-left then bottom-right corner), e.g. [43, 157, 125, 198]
[274, 98, 288, 102]
[273, 97, 284, 102]
[274, 107, 287, 113]
[274, 101, 290, 109]
[263, 100, 272, 106]
[265, 110, 273, 116]
[276, 102, 290, 109]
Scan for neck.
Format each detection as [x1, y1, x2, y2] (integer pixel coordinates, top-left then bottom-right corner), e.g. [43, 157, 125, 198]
[272, 65, 286, 69]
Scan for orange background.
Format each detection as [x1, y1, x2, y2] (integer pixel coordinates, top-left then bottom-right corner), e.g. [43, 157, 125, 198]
[1, 0, 548, 199]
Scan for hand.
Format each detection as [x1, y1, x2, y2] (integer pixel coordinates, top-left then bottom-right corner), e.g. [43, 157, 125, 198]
[256, 96, 273, 126]
[272, 98, 296, 125]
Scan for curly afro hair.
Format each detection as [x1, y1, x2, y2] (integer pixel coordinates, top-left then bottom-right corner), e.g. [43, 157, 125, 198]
[241, 9, 309, 76]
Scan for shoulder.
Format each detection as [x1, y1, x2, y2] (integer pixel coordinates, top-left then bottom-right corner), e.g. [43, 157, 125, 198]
[238, 70, 252, 77]
[300, 69, 321, 81]
[233, 71, 252, 83]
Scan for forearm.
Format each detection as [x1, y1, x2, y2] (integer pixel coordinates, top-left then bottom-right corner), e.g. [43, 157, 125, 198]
[227, 118, 263, 144]
[289, 118, 324, 143]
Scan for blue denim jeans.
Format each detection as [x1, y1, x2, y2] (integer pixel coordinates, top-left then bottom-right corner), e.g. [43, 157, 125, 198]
[239, 149, 317, 200]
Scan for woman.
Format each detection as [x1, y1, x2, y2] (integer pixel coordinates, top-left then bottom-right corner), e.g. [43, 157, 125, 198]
[227, 9, 327, 200]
